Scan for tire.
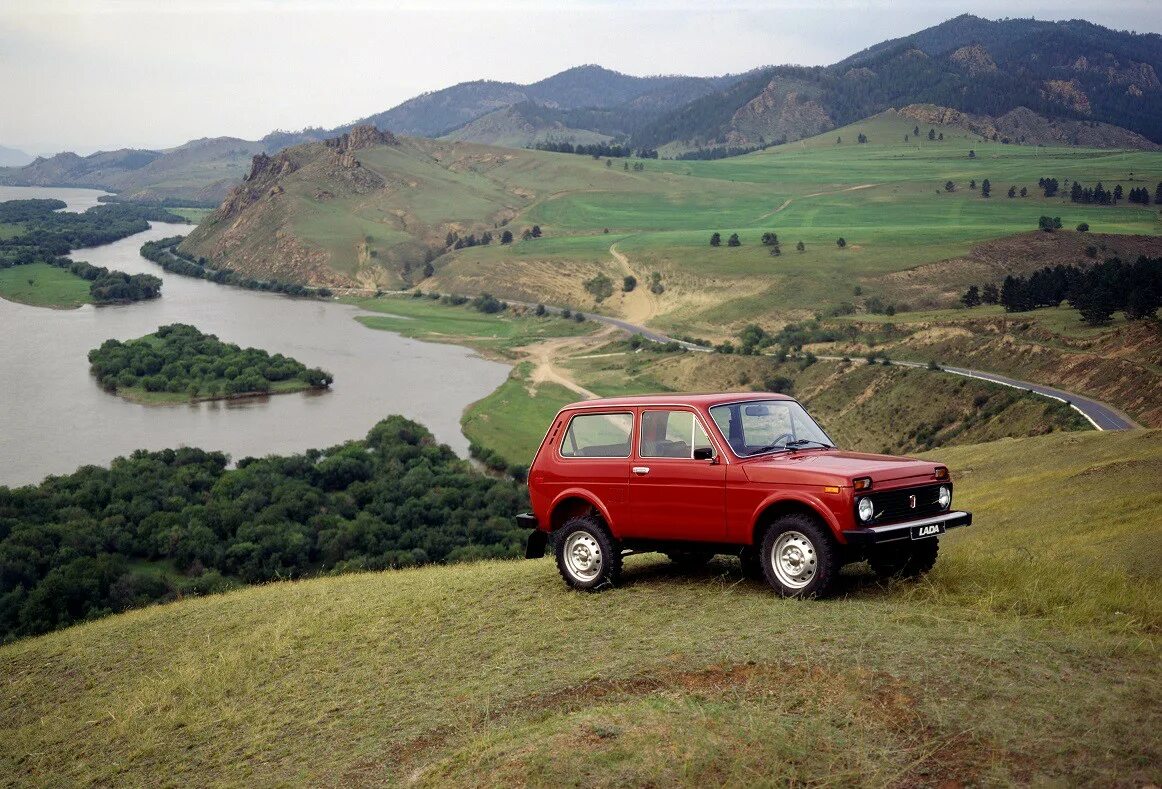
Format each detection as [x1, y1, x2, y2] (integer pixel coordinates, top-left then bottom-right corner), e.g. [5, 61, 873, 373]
[555, 516, 622, 591]
[868, 538, 939, 579]
[665, 549, 715, 569]
[758, 513, 838, 598]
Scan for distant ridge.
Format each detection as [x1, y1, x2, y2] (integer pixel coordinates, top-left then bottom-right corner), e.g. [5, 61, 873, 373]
[2, 15, 1159, 201]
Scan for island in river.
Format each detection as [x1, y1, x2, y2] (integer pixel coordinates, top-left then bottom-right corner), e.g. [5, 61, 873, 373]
[88, 323, 334, 404]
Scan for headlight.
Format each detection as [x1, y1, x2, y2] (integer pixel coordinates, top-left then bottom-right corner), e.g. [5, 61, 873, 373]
[857, 497, 875, 522]
[938, 485, 951, 509]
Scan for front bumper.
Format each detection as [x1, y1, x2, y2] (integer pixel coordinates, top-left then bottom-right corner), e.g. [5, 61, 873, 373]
[516, 513, 547, 558]
[843, 510, 972, 546]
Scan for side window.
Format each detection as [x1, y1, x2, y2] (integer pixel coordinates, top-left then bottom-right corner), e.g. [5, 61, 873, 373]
[640, 410, 713, 459]
[560, 412, 633, 458]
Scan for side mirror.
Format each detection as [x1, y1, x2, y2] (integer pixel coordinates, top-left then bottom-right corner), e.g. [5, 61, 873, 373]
[693, 446, 716, 462]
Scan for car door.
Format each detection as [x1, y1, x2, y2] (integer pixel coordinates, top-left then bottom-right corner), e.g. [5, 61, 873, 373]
[555, 410, 635, 530]
[626, 408, 727, 542]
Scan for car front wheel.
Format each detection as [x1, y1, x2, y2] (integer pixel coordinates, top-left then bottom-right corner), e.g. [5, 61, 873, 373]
[555, 516, 622, 591]
[759, 514, 838, 598]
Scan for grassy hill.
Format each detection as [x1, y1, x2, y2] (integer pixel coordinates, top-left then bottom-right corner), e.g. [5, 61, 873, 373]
[2, 428, 1158, 786]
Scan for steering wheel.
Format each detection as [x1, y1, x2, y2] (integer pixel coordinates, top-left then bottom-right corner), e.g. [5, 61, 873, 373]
[761, 433, 795, 450]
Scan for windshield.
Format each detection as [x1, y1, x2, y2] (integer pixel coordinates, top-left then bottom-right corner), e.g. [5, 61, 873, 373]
[709, 400, 834, 458]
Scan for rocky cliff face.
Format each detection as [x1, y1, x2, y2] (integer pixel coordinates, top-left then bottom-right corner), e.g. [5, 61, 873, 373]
[897, 103, 1159, 149]
[726, 79, 834, 146]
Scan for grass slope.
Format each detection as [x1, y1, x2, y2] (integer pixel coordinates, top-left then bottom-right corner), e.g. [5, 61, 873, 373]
[0, 263, 90, 309]
[183, 127, 1160, 331]
[1, 429, 1158, 786]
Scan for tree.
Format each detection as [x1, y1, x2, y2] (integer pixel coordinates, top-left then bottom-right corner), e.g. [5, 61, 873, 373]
[836, 136, 841, 144]
[1038, 216, 1062, 232]
[980, 179, 991, 198]
[521, 229, 533, 241]
[709, 232, 721, 247]
[968, 149, 976, 159]
[1075, 283, 1117, 325]
[796, 241, 805, 252]
[970, 179, 976, 190]
[1113, 184, 1123, 203]
[534, 303, 546, 316]
[961, 285, 981, 307]
[857, 133, 868, 144]
[981, 283, 999, 304]
[1020, 187, 1028, 198]
[583, 273, 613, 302]
[1008, 186, 1016, 198]
[421, 261, 435, 278]
[945, 180, 955, 192]
[769, 244, 781, 257]
[938, 133, 944, 141]
[1076, 222, 1089, 232]
[913, 125, 920, 137]
[727, 233, 741, 247]
[760, 232, 779, 246]
[531, 225, 542, 238]
[836, 237, 846, 248]
[622, 275, 637, 292]
[927, 129, 936, 141]
[500, 230, 513, 244]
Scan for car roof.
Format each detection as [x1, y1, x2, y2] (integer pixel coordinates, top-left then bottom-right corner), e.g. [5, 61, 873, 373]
[558, 392, 795, 412]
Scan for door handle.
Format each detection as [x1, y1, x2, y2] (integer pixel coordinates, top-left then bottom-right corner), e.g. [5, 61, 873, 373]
[632, 466, 650, 475]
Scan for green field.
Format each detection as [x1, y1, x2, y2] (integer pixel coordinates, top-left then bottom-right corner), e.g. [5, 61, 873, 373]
[2, 428, 1157, 786]
[0, 263, 90, 308]
[352, 294, 596, 354]
[183, 122, 1161, 336]
[461, 363, 577, 465]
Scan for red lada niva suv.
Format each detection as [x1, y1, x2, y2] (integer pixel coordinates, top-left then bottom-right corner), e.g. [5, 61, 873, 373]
[517, 393, 971, 597]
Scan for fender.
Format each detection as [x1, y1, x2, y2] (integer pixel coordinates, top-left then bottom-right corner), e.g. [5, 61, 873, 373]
[547, 487, 617, 533]
[750, 490, 846, 544]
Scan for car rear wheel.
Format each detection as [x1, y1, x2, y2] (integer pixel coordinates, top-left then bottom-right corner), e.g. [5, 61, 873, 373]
[555, 516, 622, 591]
[759, 514, 838, 598]
[868, 537, 939, 579]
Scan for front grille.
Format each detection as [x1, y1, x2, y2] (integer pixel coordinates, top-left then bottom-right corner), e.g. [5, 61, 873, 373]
[865, 484, 947, 523]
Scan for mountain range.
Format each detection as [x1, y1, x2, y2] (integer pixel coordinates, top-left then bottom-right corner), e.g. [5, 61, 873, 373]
[2, 14, 1159, 203]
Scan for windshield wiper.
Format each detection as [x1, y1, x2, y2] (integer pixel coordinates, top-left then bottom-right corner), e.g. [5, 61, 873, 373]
[750, 438, 833, 455]
[784, 439, 833, 450]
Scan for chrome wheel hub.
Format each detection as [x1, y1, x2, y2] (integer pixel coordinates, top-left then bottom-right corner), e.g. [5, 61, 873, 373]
[771, 530, 817, 589]
[564, 531, 603, 581]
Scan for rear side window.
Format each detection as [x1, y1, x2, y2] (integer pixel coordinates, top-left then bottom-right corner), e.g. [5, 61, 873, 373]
[639, 410, 713, 458]
[560, 412, 633, 458]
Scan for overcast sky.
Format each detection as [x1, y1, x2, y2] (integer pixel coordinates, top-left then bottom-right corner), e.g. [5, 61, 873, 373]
[2, 0, 1160, 155]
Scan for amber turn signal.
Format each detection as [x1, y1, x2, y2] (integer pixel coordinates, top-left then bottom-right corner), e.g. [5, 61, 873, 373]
[853, 476, 872, 491]
[934, 467, 949, 480]
[823, 485, 840, 494]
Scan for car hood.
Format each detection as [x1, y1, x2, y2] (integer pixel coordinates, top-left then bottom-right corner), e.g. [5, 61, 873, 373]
[741, 449, 942, 486]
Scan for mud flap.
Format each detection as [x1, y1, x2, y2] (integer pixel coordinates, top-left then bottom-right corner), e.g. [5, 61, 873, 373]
[525, 529, 548, 559]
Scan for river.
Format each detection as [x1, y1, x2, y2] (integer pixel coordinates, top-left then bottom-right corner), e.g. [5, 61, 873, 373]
[0, 186, 511, 487]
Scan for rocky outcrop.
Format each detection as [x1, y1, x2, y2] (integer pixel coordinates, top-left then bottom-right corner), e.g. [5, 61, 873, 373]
[325, 125, 398, 153]
[1041, 79, 1091, 115]
[727, 80, 834, 146]
[897, 103, 1158, 149]
[949, 44, 997, 76]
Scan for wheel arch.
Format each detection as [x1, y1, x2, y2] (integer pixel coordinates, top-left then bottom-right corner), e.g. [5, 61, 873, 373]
[549, 489, 613, 533]
[751, 494, 842, 546]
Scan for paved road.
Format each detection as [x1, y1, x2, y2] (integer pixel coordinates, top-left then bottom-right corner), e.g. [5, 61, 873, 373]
[552, 308, 1140, 431]
[409, 292, 1140, 431]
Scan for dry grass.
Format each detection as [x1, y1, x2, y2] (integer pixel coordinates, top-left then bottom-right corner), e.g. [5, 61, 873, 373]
[2, 430, 1159, 786]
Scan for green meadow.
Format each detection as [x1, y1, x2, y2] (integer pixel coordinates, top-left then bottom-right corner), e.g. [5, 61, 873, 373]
[0, 263, 91, 309]
[2, 428, 1157, 786]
